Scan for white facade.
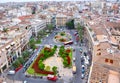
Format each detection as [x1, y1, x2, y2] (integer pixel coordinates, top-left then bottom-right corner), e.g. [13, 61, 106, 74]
[31, 19, 46, 36]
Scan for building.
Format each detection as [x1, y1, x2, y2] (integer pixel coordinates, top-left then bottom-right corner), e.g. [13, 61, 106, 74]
[31, 19, 46, 37]
[0, 26, 30, 73]
[79, 11, 120, 83]
[56, 14, 67, 27]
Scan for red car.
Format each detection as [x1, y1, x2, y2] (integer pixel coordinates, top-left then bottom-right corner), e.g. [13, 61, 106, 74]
[74, 32, 78, 36]
[47, 74, 57, 81]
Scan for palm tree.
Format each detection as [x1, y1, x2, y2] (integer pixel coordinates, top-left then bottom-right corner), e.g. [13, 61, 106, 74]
[3, 28, 8, 33]
[3, 28, 8, 35]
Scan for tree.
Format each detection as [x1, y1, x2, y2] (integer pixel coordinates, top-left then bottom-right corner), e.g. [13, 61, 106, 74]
[12, 60, 21, 68]
[63, 57, 68, 67]
[3, 28, 8, 33]
[66, 19, 74, 29]
[38, 60, 45, 70]
[54, 45, 57, 49]
[2, 28, 8, 35]
[52, 66, 57, 75]
[18, 57, 25, 65]
[22, 50, 30, 60]
[47, 24, 54, 32]
[29, 38, 36, 50]
[76, 23, 84, 42]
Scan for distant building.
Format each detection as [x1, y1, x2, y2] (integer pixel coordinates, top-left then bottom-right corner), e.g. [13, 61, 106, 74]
[56, 14, 67, 28]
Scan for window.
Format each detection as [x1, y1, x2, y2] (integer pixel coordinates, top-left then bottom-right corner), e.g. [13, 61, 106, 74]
[110, 60, 113, 63]
[105, 59, 108, 62]
[97, 49, 101, 51]
[97, 52, 101, 56]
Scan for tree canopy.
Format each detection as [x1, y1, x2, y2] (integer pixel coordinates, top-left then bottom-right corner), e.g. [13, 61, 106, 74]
[66, 19, 74, 29]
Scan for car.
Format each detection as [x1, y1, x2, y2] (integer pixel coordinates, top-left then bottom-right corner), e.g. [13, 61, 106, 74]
[81, 55, 85, 58]
[79, 48, 82, 53]
[7, 70, 15, 75]
[74, 32, 78, 36]
[72, 66, 76, 74]
[86, 56, 90, 61]
[85, 58, 89, 65]
[82, 65, 85, 69]
[73, 49, 75, 51]
[81, 68, 85, 73]
[81, 58, 84, 62]
[81, 73, 85, 79]
[47, 74, 57, 81]
[84, 52, 87, 56]
[73, 57, 76, 62]
[74, 42, 77, 45]
[23, 80, 27, 83]
[81, 65, 85, 73]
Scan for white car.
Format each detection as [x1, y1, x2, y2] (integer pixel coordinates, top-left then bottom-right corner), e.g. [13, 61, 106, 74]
[82, 65, 85, 68]
[84, 58, 89, 65]
[73, 57, 76, 62]
[81, 74, 85, 79]
[23, 80, 27, 83]
[7, 70, 15, 75]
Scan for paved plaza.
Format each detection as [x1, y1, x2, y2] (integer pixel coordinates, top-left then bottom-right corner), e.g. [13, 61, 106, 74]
[43, 48, 73, 82]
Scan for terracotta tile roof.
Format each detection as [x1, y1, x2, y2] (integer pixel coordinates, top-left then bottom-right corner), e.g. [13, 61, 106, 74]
[18, 15, 34, 21]
[19, 21, 31, 25]
[106, 22, 120, 28]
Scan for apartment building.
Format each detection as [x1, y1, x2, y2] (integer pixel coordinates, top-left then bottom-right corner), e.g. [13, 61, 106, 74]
[31, 19, 46, 37]
[0, 26, 29, 73]
[56, 14, 67, 27]
[107, 22, 120, 49]
[79, 11, 120, 83]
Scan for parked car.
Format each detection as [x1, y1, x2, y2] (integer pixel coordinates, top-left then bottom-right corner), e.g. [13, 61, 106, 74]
[74, 42, 77, 45]
[85, 58, 89, 65]
[74, 32, 78, 36]
[79, 48, 82, 53]
[73, 57, 76, 62]
[23, 80, 27, 83]
[47, 74, 57, 81]
[72, 65, 76, 74]
[84, 52, 87, 56]
[81, 65, 85, 73]
[81, 73, 85, 79]
[7, 70, 15, 75]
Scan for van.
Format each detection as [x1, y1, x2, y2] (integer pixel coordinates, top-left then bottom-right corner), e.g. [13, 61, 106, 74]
[72, 66, 76, 74]
[7, 70, 15, 75]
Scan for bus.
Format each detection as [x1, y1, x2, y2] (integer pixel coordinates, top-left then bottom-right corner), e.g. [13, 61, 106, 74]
[64, 41, 73, 45]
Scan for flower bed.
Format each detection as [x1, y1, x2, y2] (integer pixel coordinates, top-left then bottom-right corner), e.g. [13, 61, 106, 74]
[27, 45, 57, 76]
[54, 31, 72, 43]
[32, 53, 54, 75]
[59, 38, 67, 42]
[59, 46, 72, 67]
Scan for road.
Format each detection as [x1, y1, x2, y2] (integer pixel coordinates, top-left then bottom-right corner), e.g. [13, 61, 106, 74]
[3, 28, 90, 83]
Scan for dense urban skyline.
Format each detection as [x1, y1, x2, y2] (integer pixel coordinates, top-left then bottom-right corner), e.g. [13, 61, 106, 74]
[0, 0, 118, 3]
[0, 1, 120, 83]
